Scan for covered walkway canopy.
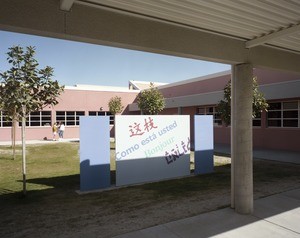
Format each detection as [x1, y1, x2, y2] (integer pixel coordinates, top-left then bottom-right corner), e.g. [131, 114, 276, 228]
[1, 0, 300, 214]
[1, 0, 300, 72]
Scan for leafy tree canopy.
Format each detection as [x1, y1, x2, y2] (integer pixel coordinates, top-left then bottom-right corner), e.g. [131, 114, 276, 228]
[0, 46, 64, 118]
[108, 96, 124, 115]
[137, 82, 165, 115]
[216, 77, 268, 126]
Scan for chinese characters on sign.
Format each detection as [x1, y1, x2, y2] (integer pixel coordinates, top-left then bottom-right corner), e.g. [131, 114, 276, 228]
[129, 117, 157, 137]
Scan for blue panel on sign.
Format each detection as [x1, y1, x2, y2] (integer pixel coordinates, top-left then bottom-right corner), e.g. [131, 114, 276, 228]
[194, 115, 214, 175]
[80, 116, 110, 191]
[80, 161, 110, 191]
[195, 150, 214, 174]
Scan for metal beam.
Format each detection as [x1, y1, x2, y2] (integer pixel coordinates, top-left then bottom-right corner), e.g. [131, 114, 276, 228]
[246, 23, 300, 48]
[0, 0, 300, 73]
[60, 0, 75, 11]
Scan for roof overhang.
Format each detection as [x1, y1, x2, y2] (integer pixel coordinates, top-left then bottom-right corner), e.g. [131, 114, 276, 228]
[60, 0, 75, 11]
[1, 0, 300, 73]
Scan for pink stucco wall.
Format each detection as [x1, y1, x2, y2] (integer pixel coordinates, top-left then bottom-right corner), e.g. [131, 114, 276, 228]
[1, 68, 300, 153]
[0, 88, 138, 141]
[212, 105, 300, 153]
[55, 89, 138, 112]
[214, 124, 300, 153]
[159, 74, 230, 98]
[253, 68, 300, 85]
[159, 68, 300, 99]
[156, 68, 300, 152]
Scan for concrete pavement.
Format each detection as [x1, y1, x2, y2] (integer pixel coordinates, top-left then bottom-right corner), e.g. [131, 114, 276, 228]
[114, 143, 300, 237]
[214, 143, 300, 164]
[114, 188, 300, 238]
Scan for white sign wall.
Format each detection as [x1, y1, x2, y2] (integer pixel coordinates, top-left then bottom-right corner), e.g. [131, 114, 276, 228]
[115, 115, 190, 186]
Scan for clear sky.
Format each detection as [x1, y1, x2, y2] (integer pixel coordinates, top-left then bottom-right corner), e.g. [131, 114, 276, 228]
[0, 30, 230, 87]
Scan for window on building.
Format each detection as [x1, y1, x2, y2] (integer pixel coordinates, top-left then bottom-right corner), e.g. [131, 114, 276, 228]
[89, 111, 114, 125]
[197, 106, 262, 127]
[267, 101, 299, 128]
[253, 112, 262, 127]
[18, 111, 51, 127]
[197, 106, 222, 126]
[283, 101, 298, 127]
[56, 111, 85, 126]
[0, 111, 12, 127]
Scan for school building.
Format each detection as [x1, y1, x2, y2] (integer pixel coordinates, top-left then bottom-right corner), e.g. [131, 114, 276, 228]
[1, 68, 300, 152]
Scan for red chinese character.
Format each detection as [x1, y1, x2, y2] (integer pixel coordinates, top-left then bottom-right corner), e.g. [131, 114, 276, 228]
[144, 117, 157, 132]
[129, 122, 144, 137]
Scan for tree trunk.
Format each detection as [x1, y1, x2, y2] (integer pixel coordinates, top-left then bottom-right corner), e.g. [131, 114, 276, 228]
[11, 120, 13, 148]
[10, 109, 17, 160]
[21, 106, 26, 196]
[12, 118, 16, 160]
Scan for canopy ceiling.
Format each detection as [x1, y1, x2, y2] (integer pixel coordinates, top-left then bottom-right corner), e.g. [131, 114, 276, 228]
[67, 0, 300, 54]
[1, 0, 300, 73]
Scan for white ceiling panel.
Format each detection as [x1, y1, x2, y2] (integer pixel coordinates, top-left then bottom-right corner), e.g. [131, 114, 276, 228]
[75, 0, 300, 53]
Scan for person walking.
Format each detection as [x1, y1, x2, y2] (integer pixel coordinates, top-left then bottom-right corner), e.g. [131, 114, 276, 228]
[52, 122, 58, 141]
[58, 122, 65, 140]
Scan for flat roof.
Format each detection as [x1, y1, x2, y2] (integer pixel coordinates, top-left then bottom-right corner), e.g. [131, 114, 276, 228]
[65, 84, 139, 93]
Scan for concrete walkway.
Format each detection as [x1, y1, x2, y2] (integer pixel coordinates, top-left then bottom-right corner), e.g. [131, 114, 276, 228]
[114, 188, 300, 238]
[215, 143, 300, 164]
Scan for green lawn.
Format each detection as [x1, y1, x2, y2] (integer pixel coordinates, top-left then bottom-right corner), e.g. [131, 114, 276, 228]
[0, 143, 80, 193]
[1, 142, 299, 237]
[1, 142, 299, 197]
[0, 142, 229, 198]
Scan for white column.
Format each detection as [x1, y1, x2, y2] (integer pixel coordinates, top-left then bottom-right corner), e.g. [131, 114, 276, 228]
[230, 65, 236, 209]
[232, 63, 253, 214]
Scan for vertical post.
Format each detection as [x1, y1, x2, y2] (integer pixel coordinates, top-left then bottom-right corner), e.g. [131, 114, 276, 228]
[22, 105, 26, 196]
[230, 65, 236, 209]
[232, 64, 253, 214]
[178, 107, 182, 115]
[12, 116, 16, 160]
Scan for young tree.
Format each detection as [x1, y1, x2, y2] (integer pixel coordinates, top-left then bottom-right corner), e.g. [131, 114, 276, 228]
[0, 46, 64, 195]
[108, 96, 124, 115]
[137, 82, 165, 115]
[108, 96, 124, 139]
[216, 77, 268, 126]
